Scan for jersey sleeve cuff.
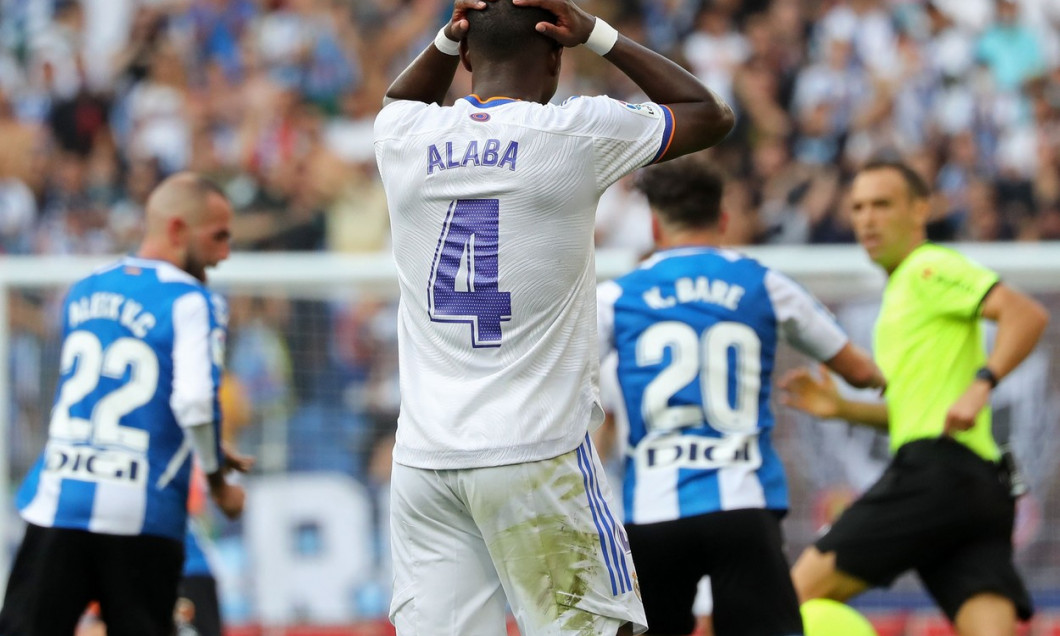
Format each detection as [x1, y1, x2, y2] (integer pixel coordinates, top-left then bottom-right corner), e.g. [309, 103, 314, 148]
[648, 105, 675, 164]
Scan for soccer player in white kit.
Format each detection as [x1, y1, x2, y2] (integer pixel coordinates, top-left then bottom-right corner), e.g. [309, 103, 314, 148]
[373, 0, 734, 634]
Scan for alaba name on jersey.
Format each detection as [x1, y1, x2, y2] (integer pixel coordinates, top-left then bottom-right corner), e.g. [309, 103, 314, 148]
[17, 257, 226, 541]
[597, 247, 848, 525]
[374, 94, 675, 470]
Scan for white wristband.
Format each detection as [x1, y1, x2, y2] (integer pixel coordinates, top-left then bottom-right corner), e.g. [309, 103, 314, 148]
[584, 17, 618, 56]
[434, 27, 460, 56]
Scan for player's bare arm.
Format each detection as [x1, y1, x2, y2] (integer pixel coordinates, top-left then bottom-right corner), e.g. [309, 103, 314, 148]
[207, 470, 246, 520]
[824, 342, 887, 390]
[779, 364, 889, 431]
[383, 0, 492, 105]
[514, 0, 734, 160]
[944, 283, 1050, 434]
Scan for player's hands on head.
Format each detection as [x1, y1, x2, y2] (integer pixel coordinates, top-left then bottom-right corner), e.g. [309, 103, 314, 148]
[778, 364, 842, 419]
[943, 381, 990, 435]
[512, 0, 596, 47]
[445, 0, 493, 41]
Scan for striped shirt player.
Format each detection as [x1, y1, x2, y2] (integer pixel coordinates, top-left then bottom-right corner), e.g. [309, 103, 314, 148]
[19, 257, 226, 539]
[376, 92, 671, 636]
[598, 248, 849, 523]
[0, 257, 228, 636]
[597, 246, 856, 635]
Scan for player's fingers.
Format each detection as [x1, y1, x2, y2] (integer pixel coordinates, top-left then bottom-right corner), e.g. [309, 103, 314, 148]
[513, 0, 563, 10]
[534, 21, 563, 39]
[817, 363, 836, 387]
[450, 19, 470, 39]
[778, 367, 808, 388]
[229, 456, 254, 472]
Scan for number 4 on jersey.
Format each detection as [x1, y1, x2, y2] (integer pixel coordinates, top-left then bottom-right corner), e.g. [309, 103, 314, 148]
[428, 199, 512, 347]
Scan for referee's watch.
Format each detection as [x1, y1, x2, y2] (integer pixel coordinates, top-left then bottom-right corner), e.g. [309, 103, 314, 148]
[975, 366, 999, 389]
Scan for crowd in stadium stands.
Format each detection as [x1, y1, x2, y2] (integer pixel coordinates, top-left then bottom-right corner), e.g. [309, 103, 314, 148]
[1, 0, 1059, 260]
[3, 0, 1060, 478]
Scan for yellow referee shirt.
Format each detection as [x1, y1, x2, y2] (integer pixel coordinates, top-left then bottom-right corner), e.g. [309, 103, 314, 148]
[874, 243, 1000, 461]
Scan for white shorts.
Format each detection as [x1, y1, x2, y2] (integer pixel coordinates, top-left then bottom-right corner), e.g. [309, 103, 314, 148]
[390, 434, 647, 636]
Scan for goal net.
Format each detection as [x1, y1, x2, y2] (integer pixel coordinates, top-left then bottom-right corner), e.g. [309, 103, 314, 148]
[0, 244, 1057, 633]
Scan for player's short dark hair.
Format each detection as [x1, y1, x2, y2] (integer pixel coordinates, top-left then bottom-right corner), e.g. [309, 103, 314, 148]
[634, 155, 724, 229]
[465, 0, 559, 58]
[858, 158, 931, 201]
[193, 175, 227, 201]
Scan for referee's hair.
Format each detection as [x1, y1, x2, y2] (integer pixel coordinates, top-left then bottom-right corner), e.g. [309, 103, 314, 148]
[635, 155, 724, 230]
[859, 158, 931, 200]
[465, 0, 559, 59]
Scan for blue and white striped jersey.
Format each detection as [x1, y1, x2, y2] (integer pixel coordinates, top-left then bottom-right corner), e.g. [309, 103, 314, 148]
[598, 247, 847, 525]
[17, 257, 227, 541]
[183, 518, 219, 577]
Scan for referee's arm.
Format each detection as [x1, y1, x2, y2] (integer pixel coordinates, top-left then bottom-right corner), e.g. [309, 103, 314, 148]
[945, 283, 1050, 433]
[978, 284, 1050, 383]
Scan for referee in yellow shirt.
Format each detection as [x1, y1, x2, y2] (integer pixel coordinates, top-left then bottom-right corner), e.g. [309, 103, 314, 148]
[779, 159, 1049, 636]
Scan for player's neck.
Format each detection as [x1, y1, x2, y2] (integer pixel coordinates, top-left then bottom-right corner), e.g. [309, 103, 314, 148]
[136, 243, 179, 269]
[883, 237, 928, 275]
[470, 75, 543, 104]
[656, 231, 723, 251]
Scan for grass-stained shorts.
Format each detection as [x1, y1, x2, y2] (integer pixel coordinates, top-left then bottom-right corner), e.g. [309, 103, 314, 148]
[390, 434, 646, 635]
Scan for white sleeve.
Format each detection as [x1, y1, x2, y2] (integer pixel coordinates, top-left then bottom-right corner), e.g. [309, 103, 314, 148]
[764, 270, 848, 361]
[170, 291, 216, 428]
[597, 280, 622, 363]
[373, 100, 429, 142]
[186, 423, 220, 474]
[563, 96, 675, 190]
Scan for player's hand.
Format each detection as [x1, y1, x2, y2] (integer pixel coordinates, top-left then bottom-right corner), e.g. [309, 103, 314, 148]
[444, 0, 492, 41]
[944, 381, 991, 435]
[512, 0, 596, 48]
[210, 481, 246, 520]
[778, 364, 842, 418]
[222, 443, 254, 474]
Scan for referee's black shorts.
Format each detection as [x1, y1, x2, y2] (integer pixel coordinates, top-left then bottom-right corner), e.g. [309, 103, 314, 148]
[627, 508, 803, 636]
[0, 523, 184, 636]
[816, 436, 1033, 622]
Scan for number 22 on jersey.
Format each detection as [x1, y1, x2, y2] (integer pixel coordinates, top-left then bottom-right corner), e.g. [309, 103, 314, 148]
[428, 199, 512, 348]
[49, 331, 157, 452]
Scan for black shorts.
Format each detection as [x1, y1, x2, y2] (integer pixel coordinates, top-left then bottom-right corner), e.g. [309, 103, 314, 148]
[179, 575, 223, 636]
[0, 524, 184, 636]
[816, 437, 1033, 622]
[627, 508, 802, 636]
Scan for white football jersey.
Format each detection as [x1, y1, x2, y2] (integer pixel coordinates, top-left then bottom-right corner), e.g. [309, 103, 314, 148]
[375, 94, 675, 469]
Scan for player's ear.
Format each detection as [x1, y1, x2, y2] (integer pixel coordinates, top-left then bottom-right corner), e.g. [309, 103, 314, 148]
[651, 212, 662, 245]
[547, 46, 561, 76]
[911, 194, 931, 226]
[168, 215, 188, 248]
[459, 41, 472, 72]
[718, 209, 729, 235]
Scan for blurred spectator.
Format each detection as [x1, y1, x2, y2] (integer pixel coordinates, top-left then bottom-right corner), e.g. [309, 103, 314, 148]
[682, 3, 748, 111]
[0, 0, 1052, 257]
[976, 0, 1045, 92]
